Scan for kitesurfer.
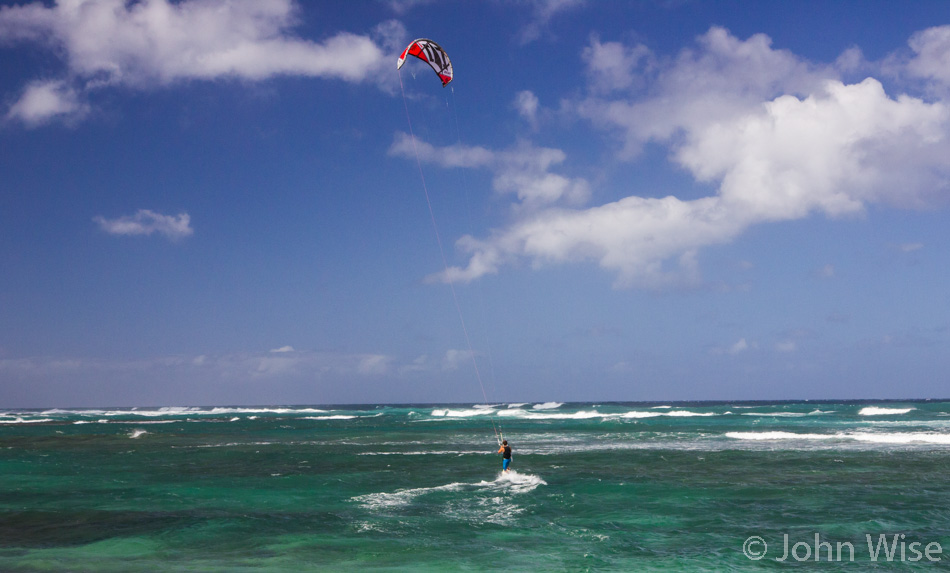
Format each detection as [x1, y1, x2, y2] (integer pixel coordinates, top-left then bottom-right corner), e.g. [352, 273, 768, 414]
[497, 439, 512, 472]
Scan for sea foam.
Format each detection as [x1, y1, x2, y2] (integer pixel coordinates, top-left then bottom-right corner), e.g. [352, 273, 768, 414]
[352, 470, 546, 511]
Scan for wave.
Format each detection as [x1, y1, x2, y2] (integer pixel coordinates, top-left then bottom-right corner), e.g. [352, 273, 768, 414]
[859, 407, 915, 416]
[35, 406, 332, 419]
[431, 408, 494, 418]
[494, 470, 547, 493]
[621, 410, 717, 419]
[428, 408, 600, 420]
[740, 410, 833, 417]
[302, 415, 358, 420]
[358, 450, 487, 456]
[727, 431, 950, 445]
[506, 409, 718, 420]
[0, 417, 54, 424]
[620, 411, 662, 419]
[206, 407, 329, 415]
[499, 409, 609, 420]
[129, 429, 147, 439]
[73, 419, 175, 425]
[428, 408, 723, 421]
[662, 410, 718, 417]
[532, 402, 563, 410]
[727, 431, 836, 441]
[352, 470, 546, 511]
[41, 407, 202, 418]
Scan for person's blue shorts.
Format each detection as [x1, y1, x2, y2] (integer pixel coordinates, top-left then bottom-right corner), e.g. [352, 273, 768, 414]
[503, 458, 511, 471]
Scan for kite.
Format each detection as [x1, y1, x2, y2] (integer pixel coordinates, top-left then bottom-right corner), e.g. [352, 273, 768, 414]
[397, 38, 453, 87]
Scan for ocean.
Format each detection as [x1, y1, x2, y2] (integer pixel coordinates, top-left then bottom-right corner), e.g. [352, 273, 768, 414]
[1, 400, 949, 571]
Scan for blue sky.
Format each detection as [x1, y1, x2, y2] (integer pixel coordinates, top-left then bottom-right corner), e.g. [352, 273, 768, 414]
[2, 0, 950, 407]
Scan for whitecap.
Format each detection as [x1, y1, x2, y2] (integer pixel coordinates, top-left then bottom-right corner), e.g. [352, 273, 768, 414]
[621, 411, 663, 419]
[358, 450, 486, 456]
[493, 470, 547, 493]
[726, 431, 836, 441]
[499, 409, 616, 420]
[859, 407, 915, 416]
[849, 432, 950, 445]
[430, 408, 493, 418]
[532, 402, 563, 410]
[206, 407, 329, 415]
[726, 431, 950, 445]
[741, 410, 834, 417]
[664, 410, 717, 417]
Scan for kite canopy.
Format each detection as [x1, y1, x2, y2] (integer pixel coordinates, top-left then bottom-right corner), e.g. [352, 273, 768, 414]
[397, 38, 453, 87]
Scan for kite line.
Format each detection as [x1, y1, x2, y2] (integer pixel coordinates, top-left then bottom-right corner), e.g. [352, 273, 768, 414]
[397, 39, 502, 445]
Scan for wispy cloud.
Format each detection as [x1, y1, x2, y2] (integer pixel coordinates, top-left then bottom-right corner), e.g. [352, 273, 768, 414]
[0, 349, 411, 405]
[710, 337, 754, 356]
[815, 264, 836, 279]
[516, 0, 586, 45]
[385, 0, 437, 15]
[390, 133, 590, 210]
[0, 0, 396, 125]
[94, 209, 194, 241]
[513, 90, 540, 129]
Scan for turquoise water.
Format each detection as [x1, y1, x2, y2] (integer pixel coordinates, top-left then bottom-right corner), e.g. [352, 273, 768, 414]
[2, 401, 950, 571]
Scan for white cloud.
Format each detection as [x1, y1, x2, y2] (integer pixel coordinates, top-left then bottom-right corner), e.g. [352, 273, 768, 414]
[514, 90, 540, 128]
[442, 196, 730, 288]
[386, 0, 436, 15]
[0, 0, 392, 125]
[577, 27, 832, 158]
[6, 80, 88, 126]
[582, 35, 651, 93]
[730, 338, 749, 354]
[270, 346, 295, 353]
[442, 349, 474, 371]
[94, 209, 194, 240]
[709, 337, 753, 356]
[389, 133, 590, 212]
[357, 354, 391, 375]
[905, 25, 950, 89]
[775, 340, 797, 353]
[0, 350, 405, 385]
[676, 78, 950, 217]
[402, 27, 950, 289]
[516, 0, 585, 45]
